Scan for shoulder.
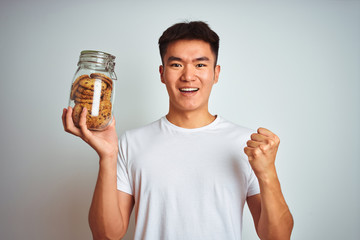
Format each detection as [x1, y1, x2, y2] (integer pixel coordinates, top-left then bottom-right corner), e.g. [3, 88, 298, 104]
[119, 118, 162, 143]
[216, 116, 255, 140]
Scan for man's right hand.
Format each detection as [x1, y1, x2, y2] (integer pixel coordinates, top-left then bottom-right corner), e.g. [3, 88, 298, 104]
[62, 106, 119, 160]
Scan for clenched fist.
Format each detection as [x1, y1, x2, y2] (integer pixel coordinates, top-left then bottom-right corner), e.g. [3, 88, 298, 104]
[244, 127, 280, 180]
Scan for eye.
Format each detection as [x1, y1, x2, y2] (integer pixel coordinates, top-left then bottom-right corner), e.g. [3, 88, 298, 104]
[196, 63, 206, 67]
[170, 63, 182, 67]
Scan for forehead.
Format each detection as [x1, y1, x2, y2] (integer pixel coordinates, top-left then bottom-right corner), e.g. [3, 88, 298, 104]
[165, 39, 215, 61]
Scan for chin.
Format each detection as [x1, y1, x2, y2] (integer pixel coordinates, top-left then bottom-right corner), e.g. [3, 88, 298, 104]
[178, 104, 204, 113]
[170, 99, 208, 113]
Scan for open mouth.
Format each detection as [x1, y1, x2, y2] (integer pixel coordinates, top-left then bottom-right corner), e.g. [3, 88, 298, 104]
[179, 88, 199, 93]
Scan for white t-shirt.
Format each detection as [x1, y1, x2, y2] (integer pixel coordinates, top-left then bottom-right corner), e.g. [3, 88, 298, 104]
[117, 116, 260, 240]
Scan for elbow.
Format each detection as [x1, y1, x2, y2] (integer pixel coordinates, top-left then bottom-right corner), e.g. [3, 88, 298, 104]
[89, 216, 126, 240]
[92, 233, 125, 240]
[258, 213, 294, 240]
[89, 225, 126, 240]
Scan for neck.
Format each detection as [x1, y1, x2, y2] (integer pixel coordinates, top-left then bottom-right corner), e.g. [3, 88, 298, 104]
[166, 109, 217, 129]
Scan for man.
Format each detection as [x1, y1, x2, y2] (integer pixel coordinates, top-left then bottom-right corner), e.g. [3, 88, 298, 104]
[62, 21, 293, 239]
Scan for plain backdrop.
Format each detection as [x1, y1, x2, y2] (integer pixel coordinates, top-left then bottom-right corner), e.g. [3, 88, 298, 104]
[0, 0, 359, 239]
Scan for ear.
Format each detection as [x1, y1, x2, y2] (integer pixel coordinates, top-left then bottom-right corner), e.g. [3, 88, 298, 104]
[214, 65, 220, 84]
[159, 65, 165, 84]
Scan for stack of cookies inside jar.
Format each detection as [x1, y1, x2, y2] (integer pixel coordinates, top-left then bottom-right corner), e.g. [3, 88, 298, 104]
[70, 73, 113, 130]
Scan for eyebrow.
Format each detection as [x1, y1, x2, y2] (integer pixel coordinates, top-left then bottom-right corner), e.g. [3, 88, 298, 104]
[195, 57, 210, 62]
[167, 56, 210, 63]
[167, 56, 182, 62]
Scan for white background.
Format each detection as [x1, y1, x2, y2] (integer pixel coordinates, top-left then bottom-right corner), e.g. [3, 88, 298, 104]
[0, 0, 359, 239]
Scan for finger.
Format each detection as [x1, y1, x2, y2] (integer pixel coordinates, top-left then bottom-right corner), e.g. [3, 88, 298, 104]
[246, 140, 262, 148]
[247, 139, 275, 155]
[62, 108, 67, 129]
[261, 137, 280, 152]
[64, 106, 82, 136]
[244, 147, 254, 160]
[250, 135, 277, 152]
[257, 127, 275, 137]
[258, 127, 280, 145]
[250, 133, 267, 142]
[78, 107, 92, 143]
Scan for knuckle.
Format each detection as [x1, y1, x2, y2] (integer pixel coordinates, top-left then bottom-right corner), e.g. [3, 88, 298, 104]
[268, 139, 275, 147]
[259, 144, 267, 152]
[253, 148, 261, 157]
[244, 147, 253, 157]
[243, 147, 248, 153]
[81, 132, 90, 142]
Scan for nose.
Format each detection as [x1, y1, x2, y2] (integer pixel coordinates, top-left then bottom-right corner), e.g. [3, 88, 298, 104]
[181, 65, 196, 82]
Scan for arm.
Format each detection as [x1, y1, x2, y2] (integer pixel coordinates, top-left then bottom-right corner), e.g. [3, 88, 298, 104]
[89, 158, 134, 239]
[244, 128, 294, 240]
[62, 107, 134, 239]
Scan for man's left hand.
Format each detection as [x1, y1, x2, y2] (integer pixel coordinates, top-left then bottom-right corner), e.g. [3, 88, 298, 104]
[244, 127, 280, 180]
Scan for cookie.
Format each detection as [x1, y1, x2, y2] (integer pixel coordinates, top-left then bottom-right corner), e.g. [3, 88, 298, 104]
[102, 88, 112, 101]
[100, 100, 112, 110]
[72, 101, 112, 129]
[88, 109, 112, 129]
[77, 86, 104, 96]
[75, 91, 95, 99]
[79, 78, 107, 91]
[72, 103, 93, 127]
[70, 72, 113, 130]
[74, 97, 93, 104]
[70, 75, 89, 100]
[90, 73, 113, 88]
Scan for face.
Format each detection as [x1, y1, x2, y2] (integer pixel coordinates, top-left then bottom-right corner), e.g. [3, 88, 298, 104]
[159, 39, 220, 115]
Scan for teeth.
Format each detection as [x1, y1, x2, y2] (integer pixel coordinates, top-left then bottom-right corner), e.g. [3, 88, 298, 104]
[180, 88, 199, 92]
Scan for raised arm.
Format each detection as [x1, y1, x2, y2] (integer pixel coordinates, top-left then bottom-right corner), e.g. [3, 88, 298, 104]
[62, 107, 134, 239]
[244, 127, 294, 240]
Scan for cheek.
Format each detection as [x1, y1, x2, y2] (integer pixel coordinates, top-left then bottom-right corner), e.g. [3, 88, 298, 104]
[200, 72, 215, 88]
[163, 76, 177, 94]
[163, 71, 178, 84]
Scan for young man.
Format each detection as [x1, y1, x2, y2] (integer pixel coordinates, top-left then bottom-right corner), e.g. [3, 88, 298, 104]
[62, 21, 293, 239]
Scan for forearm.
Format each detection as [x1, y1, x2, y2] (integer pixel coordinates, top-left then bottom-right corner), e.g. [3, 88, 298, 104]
[89, 156, 124, 239]
[257, 169, 293, 240]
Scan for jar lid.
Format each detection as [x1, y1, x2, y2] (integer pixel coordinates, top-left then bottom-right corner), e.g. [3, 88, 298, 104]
[79, 50, 115, 62]
[78, 50, 117, 80]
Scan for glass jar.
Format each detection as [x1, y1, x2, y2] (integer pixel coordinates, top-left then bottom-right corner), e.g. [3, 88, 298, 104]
[68, 50, 117, 131]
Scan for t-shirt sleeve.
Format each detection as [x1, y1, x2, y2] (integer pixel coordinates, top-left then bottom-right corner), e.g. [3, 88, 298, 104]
[117, 132, 133, 195]
[243, 128, 260, 197]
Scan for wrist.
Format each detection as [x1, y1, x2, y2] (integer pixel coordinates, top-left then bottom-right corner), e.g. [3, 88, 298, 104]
[99, 155, 118, 170]
[255, 166, 278, 185]
[97, 147, 118, 161]
[256, 168, 283, 196]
